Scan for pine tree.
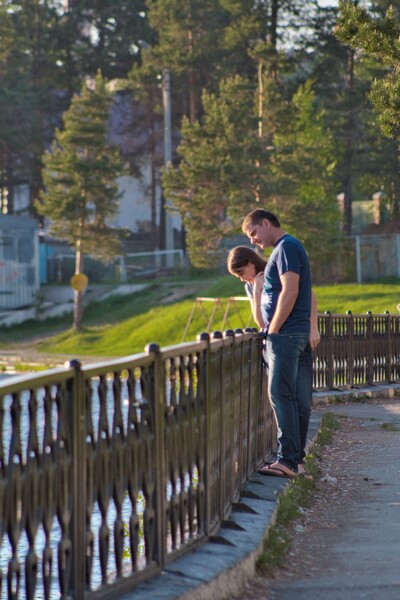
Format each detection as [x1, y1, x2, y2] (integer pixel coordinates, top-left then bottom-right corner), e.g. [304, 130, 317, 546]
[162, 76, 264, 268]
[75, 0, 154, 79]
[298, 3, 365, 235]
[146, 0, 229, 123]
[126, 61, 165, 246]
[269, 80, 339, 275]
[38, 71, 126, 330]
[0, 0, 64, 215]
[336, 1, 400, 218]
[357, 115, 400, 219]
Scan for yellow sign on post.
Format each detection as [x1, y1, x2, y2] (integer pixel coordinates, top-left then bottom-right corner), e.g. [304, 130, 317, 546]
[70, 273, 89, 292]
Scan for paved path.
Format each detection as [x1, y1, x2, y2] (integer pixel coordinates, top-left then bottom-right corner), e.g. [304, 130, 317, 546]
[233, 398, 400, 600]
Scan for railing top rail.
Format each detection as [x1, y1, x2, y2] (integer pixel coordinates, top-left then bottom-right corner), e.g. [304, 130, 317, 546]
[155, 338, 208, 359]
[80, 351, 152, 377]
[0, 365, 74, 393]
[318, 313, 400, 320]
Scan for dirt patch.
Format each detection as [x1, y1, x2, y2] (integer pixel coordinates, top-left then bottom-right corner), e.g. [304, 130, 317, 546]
[158, 285, 195, 304]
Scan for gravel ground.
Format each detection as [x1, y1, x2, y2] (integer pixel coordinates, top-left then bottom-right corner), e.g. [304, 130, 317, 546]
[229, 399, 400, 600]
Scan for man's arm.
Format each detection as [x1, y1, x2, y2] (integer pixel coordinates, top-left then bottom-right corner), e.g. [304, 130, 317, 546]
[268, 271, 299, 334]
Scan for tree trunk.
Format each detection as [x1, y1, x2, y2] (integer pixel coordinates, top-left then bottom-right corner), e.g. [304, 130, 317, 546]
[269, 0, 279, 80]
[187, 28, 196, 123]
[73, 244, 84, 331]
[255, 60, 263, 203]
[188, 68, 196, 124]
[343, 47, 355, 236]
[150, 110, 159, 248]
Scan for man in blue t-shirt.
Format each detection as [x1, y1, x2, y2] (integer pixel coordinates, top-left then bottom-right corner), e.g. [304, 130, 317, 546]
[242, 208, 320, 479]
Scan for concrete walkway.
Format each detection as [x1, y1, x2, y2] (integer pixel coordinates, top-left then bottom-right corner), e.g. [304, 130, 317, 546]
[123, 385, 400, 600]
[238, 394, 400, 600]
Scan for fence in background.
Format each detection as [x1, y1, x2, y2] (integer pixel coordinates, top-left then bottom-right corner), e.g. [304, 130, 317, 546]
[43, 250, 186, 284]
[350, 234, 400, 283]
[314, 312, 400, 389]
[1, 313, 400, 598]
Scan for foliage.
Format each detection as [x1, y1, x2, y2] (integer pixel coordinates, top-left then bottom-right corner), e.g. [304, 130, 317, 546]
[146, 0, 229, 122]
[39, 71, 126, 262]
[337, 2, 400, 141]
[334, 1, 400, 220]
[0, 0, 65, 213]
[0, 0, 154, 214]
[269, 80, 340, 271]
[162, 76, 264, 268]
[2, 0, 400, 261]
[76, 0, 152, 80]
[123, 60, 165, 242]
[306, 3, 393, 232]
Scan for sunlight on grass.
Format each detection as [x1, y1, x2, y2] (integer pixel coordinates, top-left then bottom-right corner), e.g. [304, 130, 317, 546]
[314, 281, 400, 315]
[7, 277, 400, 358]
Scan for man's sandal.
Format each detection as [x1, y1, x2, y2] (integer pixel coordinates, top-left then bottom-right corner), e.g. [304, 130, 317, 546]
[298, 463, 313, 481]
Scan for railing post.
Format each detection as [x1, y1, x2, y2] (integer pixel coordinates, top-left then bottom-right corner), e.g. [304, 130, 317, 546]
[325, 312, 334, 389]
[367, 311, 374, 384]
[211, 331, 225, 524]
[66, 359, 85, 600]
[243, 328, 254, 479]
[385, 311, 392, 383]
[197, 332, 211, 535]
[347, 311, 354, 387]
[234, 328, 246, 488]
[146, 343, 166, 569]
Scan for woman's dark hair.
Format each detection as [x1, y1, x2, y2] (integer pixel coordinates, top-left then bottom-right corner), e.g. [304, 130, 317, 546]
[227, 246, 267, 275]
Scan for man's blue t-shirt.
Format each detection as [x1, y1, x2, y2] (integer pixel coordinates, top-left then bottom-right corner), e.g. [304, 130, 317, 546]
[262, 234, 311, 334]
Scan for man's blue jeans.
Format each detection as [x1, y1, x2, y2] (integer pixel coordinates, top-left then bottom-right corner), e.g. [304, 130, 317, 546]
[264, 333, 312, 472]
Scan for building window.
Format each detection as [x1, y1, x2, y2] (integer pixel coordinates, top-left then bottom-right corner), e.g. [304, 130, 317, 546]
[18, 238, 33, 263]
[0, 237, 15, 259]
[0, 187, 9, 214]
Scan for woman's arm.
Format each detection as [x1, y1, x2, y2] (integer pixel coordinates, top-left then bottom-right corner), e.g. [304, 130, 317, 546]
[309, 291, 321, 350]
[250, 272, 265, 329]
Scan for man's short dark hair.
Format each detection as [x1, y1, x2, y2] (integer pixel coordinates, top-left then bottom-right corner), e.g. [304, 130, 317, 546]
[242, 208, 280, 230]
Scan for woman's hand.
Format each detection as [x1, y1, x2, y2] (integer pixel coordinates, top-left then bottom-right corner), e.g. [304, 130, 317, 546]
[251, 272, 265, 329]
[253, 272, 264, 291]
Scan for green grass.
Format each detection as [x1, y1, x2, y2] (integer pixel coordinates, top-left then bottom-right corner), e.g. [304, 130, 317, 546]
[314, 280, 400, 315]
[210, 276, 400, 314]
[1, 277, 400, 359]
[380, 422, 400, 432]
[179, 275, 400, 314]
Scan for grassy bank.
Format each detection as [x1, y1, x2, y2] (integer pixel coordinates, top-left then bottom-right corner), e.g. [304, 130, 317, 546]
[1, 277, 400, 359]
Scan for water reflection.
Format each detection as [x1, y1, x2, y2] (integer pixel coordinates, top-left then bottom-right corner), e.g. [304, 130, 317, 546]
[0, 376, 146, 599]
[0, 365, 201, 598]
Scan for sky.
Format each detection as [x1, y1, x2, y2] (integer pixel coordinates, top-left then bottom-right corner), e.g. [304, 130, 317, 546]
[318, 0, 339, 6]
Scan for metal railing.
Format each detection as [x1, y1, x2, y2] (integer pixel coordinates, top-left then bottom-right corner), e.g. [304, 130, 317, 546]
[314, 312, 400, 390]
[0, 313, 400, 599]
[0, 328, 273, 600]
